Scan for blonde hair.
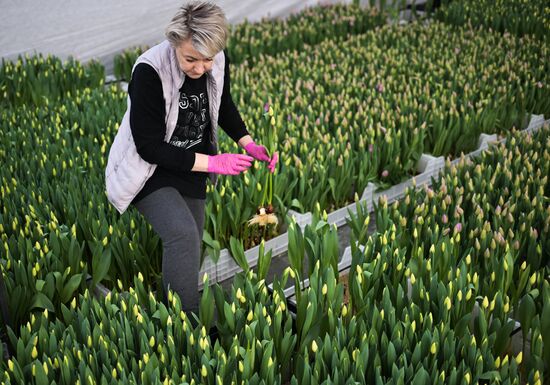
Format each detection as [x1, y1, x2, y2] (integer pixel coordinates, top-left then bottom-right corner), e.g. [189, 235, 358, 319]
[165, 1, 229, 58]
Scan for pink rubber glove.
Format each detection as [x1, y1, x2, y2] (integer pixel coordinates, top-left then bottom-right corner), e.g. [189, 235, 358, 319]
[244, 142, 279, 173]
[207, 153, 254, 175]
[244, 142, 270, 162]
[267, 151, 279, 173]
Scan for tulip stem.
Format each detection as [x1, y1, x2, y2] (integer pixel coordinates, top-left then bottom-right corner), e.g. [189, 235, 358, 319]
[261, 172, 269, 207]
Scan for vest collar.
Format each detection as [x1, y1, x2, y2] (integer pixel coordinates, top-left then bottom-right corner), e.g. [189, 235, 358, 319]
[168, 43, 185, 90]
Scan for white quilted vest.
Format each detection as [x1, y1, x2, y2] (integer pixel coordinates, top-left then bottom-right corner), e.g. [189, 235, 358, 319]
[105, 40, 225, 214]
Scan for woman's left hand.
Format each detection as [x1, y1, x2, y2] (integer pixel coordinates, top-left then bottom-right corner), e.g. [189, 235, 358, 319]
[244, 142, 270, 162]
[244, 142, 278, 173]
[267, 152, 278, 173]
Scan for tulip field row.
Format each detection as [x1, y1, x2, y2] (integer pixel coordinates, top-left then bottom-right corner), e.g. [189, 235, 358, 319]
[345, 124, 550, 376]
[436, 0, 550, 41]
[0, 55, 105, 109]
[225, 2, 385, 66]
[111, 3, 386, 82]
[1, 2, 550, 332]
[1, 123, 548, 384]
[205, 19, 549, 256]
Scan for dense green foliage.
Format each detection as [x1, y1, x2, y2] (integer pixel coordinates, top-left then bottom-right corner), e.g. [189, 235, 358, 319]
[1, 3, 549, 383]
[437, 0, 550, 40]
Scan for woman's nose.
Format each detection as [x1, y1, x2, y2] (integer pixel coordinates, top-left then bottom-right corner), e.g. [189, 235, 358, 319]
[196, 62, 206, 74]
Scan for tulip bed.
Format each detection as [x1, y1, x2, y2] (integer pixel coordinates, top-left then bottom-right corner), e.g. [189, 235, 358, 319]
[206, 20, 549, 254]
[0, 55, 105, 109]
[226, 3, 385, 65]
[436, 0, 550, 40]
[1, 125, 548, 384]
[0, 85, 171, 330]
[345, 124, 550, 382]
[1, 11, 550, 333]
[113, 46, 149, 82]
[111, 4, 386, 82]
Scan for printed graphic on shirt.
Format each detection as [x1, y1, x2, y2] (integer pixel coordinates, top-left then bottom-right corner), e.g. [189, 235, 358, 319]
[169, 91, 209, 150]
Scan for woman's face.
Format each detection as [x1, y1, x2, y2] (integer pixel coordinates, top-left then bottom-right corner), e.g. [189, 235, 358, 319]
[175, 39, 214, 79]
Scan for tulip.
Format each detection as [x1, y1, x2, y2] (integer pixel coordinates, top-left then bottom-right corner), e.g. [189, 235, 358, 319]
[311, 340, 318, 353]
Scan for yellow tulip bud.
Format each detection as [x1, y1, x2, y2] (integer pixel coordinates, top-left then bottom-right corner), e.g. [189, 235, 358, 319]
[444, 296, 451, 310]
[311, 340, 318, 353]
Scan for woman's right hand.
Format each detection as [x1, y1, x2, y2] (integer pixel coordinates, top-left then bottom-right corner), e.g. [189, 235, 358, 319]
[207, 153, 254, 175]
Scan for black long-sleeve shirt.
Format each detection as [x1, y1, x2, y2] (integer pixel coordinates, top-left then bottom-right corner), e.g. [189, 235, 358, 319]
[130, 52, 249, 203]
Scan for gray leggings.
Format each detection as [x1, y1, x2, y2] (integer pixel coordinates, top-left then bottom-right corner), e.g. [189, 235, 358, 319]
[134, 187, 205, 313]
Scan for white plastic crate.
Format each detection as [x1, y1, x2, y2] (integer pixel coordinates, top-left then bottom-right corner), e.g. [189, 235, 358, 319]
[526, 114, 544, 133]
[198, 256, 218, 289]
[286, 209, 313, 230]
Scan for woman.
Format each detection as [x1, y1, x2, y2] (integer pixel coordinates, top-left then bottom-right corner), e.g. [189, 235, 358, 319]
[105, 1, 278, 314]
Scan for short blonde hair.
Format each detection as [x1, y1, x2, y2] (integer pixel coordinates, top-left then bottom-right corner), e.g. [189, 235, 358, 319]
[165, 1, 229, 58]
